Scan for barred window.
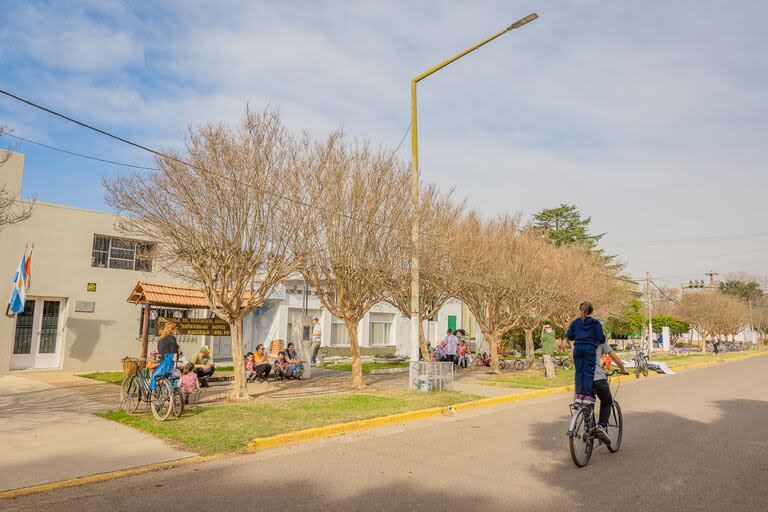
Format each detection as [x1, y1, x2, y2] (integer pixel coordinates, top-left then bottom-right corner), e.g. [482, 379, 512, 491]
[92, 235, 155, 272]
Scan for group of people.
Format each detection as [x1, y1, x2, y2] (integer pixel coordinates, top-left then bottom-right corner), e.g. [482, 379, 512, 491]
[432, 328, 473, 368]
[244, 341, 305, 382]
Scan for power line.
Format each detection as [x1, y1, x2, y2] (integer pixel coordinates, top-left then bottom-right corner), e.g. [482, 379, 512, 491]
[0, 87, 411, 229]
[1, 132, 159, 171]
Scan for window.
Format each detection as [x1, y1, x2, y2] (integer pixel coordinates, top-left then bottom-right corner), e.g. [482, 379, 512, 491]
[369, 313, 394, 346]
[92, 235, 155, 272]
[331, 322, 349, 346]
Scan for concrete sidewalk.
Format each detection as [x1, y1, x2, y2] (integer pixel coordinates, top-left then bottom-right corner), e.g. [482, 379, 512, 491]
[0, 373, 192, 492]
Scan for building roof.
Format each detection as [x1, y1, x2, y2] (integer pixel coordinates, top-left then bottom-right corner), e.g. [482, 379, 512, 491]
[127, 281, 212, 308]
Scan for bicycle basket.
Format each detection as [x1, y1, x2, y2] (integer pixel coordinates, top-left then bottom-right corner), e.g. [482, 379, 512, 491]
[121, 357, 146, 376]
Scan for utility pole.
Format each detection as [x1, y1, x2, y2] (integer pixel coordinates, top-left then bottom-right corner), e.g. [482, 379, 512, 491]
[646, 272, 653, 355]
[705, 270, 719, 289]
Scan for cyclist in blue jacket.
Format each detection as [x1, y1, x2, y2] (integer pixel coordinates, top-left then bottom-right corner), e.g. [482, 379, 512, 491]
[567, 302, 605, 405]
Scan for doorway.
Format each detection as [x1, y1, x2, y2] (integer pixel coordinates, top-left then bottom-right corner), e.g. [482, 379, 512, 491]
[10, 298, 66, 370]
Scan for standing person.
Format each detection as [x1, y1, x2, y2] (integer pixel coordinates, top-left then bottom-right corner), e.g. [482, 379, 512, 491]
[439, 329, 458, 364]
[191, 345, 216, 388]
[566, 302, 606, 404]
[657, 332, 664, 350]
[713, 332, 720, 354]
[457, 339, 470, 368]
[541, 323, 557, 378]
[310, 317, 322, 365]
[151, 322, 179, 392]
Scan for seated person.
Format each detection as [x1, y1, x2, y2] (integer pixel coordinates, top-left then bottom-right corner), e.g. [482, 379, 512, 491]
[191, 345, 216, 388]
[284, 342, 305, 379]
[273, 351, 288, 379]
[180, 362, 198, 404]
[252, 344, 272, 381]
[244, 352, 257, 383]
[592, 341, 629, 445]
[481, 352, 491, 367]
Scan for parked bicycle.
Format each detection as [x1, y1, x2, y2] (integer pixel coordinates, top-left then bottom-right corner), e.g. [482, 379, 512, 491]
[567, 369, 624, 467]
[499, 351, 526, 371]
[668, 342, 689, 357]
[120, 357, 184, 421]
[632, 346, 649, 378]
[552, 354, 573, 370]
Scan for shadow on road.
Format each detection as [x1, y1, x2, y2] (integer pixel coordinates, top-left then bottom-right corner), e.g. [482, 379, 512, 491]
[525, 399, 768, 511]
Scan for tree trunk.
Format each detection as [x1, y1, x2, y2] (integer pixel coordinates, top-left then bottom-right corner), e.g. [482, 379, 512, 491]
[418, 318, 430, 362]
[345, 320, 364, 389]
[700, 331, 708, 352]
[524, 328, 536, 368]
[229, 316, 250, 401]
[488, 334, 500, 374]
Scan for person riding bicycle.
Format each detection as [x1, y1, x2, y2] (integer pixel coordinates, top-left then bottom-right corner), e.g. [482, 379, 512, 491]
[592, 340, 628, 444]
[150, 322, 179, 392]
[567, 302, 604, 405]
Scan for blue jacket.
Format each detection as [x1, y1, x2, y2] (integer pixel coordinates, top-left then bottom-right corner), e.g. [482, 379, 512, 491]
[566, 316, 606, 347]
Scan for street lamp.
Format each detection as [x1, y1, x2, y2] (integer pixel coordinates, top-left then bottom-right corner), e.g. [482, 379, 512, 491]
[409, 13, 539, 362]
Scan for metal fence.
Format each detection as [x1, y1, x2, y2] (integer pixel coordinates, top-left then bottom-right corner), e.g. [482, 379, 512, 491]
[408, 361, 454, 392]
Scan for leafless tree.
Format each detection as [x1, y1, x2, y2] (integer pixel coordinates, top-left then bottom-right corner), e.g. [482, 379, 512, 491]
[0, 124, 33, 230]
[378, 184, 465, 360]
[676, 292, 750, 349]
[297, 132, 411, 389]
[105, 110, 302, 400]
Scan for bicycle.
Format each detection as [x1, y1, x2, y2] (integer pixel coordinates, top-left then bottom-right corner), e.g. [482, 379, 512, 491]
[668, 342, 689, 357]
[631, 347, 649, 378]
[120, 357, 184, 421]
[552, 354, 572, 370]
[499, 352, 526, 371]
[567, 369, 625, 468]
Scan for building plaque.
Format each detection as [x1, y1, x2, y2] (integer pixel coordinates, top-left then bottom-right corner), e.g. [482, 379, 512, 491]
[155, 317, 231, 336]
[74, 301, 95, 313]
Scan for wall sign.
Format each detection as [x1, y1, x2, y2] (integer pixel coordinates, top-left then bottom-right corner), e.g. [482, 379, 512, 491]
[74, 301, 95, 313]
[86, 283, 97, 292]
[155, 317, 231, 336]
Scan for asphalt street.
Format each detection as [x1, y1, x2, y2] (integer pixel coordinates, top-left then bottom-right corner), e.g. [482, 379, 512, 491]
[4, 354, 767, 512]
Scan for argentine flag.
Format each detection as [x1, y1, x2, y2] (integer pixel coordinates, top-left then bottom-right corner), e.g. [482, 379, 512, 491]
[7, 249, 30, 316]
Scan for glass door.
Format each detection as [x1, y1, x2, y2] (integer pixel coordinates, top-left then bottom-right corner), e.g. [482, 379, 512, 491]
[35, 300, 63, 368]
[9, 298, 64, 370]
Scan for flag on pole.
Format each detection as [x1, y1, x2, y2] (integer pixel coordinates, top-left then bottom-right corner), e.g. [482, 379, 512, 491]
[6, 246, 30, 316]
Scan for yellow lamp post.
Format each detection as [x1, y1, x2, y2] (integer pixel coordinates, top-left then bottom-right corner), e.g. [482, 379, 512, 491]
[409, 13, 539, 362]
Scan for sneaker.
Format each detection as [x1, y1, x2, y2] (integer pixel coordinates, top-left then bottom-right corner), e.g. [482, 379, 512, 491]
[573, 394, 585, 405]
[584, 395, 596, 404]
[595, 425, 612, 446]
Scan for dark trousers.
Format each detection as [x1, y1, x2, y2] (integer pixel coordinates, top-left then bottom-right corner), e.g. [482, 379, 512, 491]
[194, 367, 215, 386]
[254, 363, 271, 379]
[442, 354, 456, 365]
[592, 379, 613, 427]
[573, 344, 597, 398]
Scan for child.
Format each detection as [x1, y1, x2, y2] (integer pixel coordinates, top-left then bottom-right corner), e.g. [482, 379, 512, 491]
[180, 362, 198, 404]
[273, 351, 287, 379]
[566, 301, 606, 405]
[457, 339, 470, 368]
[244, 352, 257, 383]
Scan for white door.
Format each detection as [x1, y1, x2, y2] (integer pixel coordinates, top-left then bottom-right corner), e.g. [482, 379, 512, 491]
[10, 298, 65, 370]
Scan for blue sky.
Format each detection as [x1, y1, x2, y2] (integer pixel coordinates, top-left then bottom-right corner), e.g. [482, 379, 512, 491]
[1, 0, 767, 285]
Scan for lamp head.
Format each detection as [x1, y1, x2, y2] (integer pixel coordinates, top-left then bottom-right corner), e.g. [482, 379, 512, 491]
[508, 13, 539, 31]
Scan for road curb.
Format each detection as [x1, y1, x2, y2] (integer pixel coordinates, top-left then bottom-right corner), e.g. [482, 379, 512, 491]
[3, 350, 765, 500]
[0, 455, 222, 501]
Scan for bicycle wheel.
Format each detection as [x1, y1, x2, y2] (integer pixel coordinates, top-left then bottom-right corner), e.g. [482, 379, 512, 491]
[669, 348, 677, 357]
[562, 359, 572, 370]
[642, 364, 649, 377]
[172, 389, 184, 418]
[120, 375, 141, 413]
[514, 359, 525, 371]
[680, 348, 689, 356]
[635, 363, 641, 379]
[151, 379, 174, 421]
[606, 401, 623, 452]
[569, 408, 594, 467]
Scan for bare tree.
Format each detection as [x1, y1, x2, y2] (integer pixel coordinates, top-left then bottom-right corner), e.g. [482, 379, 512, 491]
[105, 110, 301, 400]
[454, 214, 544, 374]
[0, 124, 33, 230]
[297, 132, 411, 389]
[676, 292, 749, 349]
[378, 184, 465, 360]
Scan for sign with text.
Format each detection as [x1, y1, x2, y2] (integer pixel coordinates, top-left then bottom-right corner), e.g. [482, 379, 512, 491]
[155, 317, 230, 336]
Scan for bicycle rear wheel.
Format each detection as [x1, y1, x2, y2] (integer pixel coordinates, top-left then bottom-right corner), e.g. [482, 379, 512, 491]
[172, 389, 184, 418]
[120, 375, 141, 413]
[606, 401, 623, 453]
[514, 359, 525, 371]
[562, 359, 572, 370]
[569, 408, 594, 467]
[151, 379, 174, 421]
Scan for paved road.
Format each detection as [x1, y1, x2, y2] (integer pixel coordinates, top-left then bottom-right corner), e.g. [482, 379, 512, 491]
[3, 355, 767, 511]
[0, 373, 191, 491]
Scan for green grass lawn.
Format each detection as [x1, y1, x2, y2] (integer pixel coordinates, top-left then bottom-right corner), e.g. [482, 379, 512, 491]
[322, 361, 409, 374]
[99, 391, 481, 455]
[81, 366, 235, 385]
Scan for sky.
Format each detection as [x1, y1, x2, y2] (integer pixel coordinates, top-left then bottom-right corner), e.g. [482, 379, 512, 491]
[1, 0, 767, 287]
